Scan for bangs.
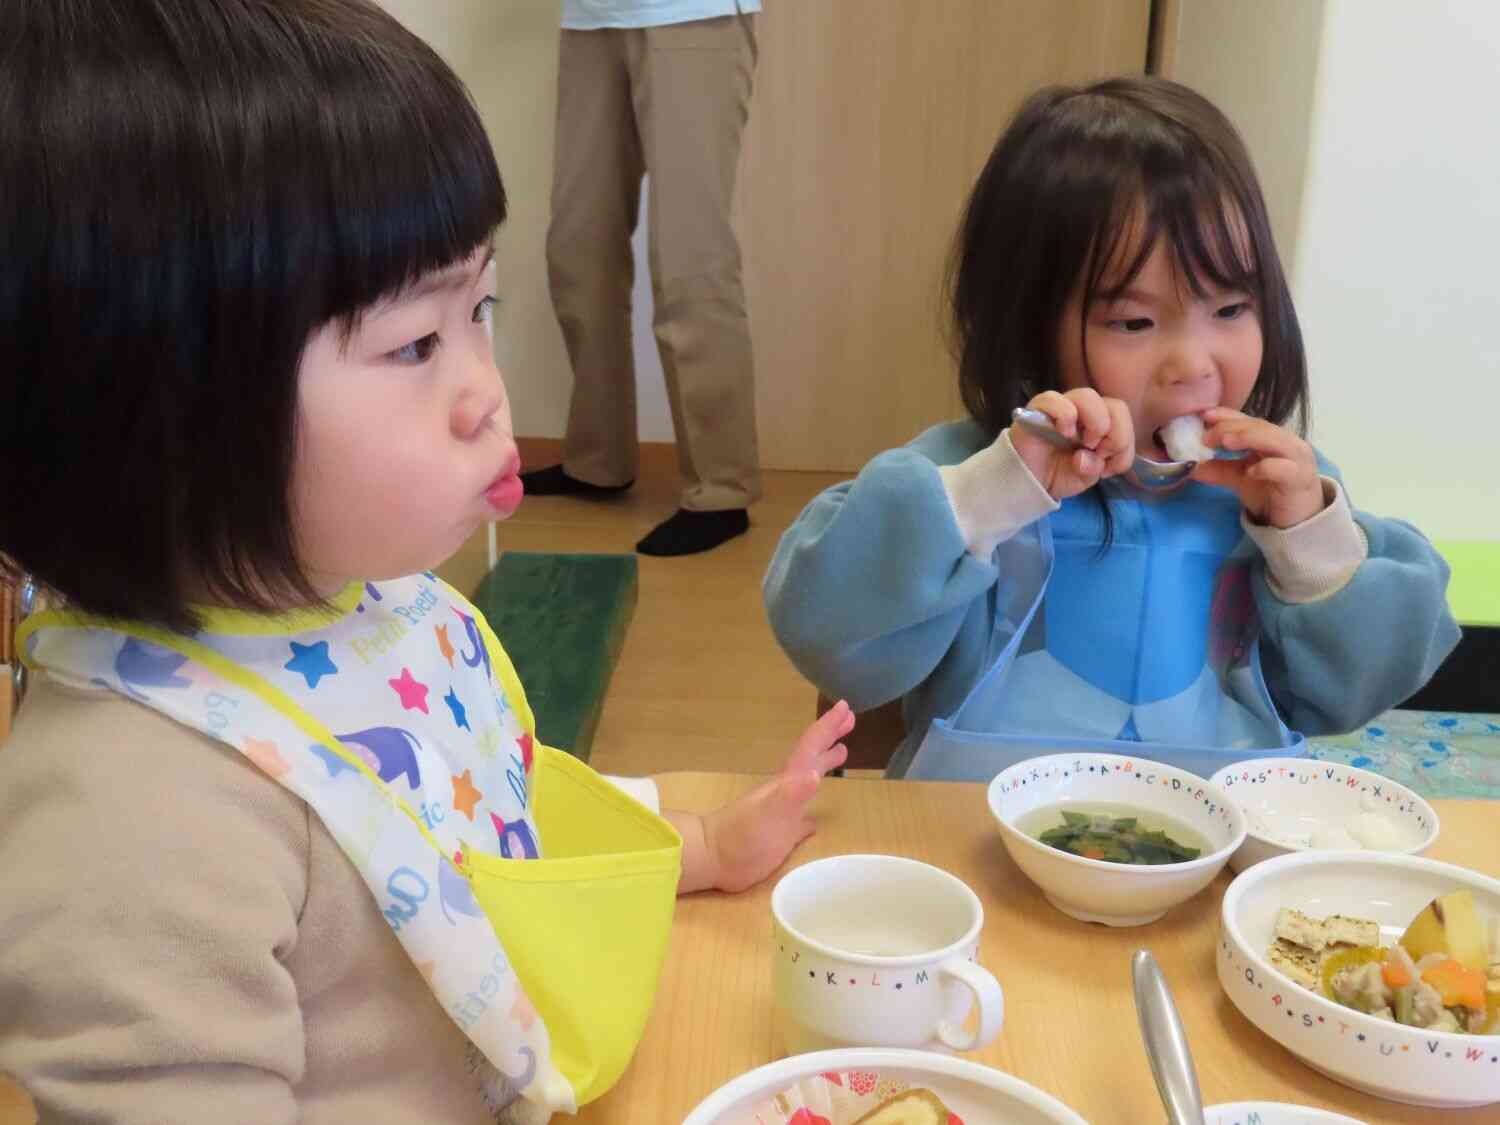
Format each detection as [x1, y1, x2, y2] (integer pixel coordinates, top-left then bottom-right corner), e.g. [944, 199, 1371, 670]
[1087, 173, 1261, 307]
[279, 8, 508, 329]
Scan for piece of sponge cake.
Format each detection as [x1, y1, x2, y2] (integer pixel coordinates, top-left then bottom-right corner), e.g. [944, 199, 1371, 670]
[852, 1087, 955, 1125]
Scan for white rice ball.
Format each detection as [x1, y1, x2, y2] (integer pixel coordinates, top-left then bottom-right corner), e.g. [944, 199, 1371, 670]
[1159, 414, 1214, 463]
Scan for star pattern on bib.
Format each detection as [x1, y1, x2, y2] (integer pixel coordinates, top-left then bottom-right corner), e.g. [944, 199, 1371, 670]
[285, 640, 338, 689]
[444, 686, 470, 731]
[452, 769, 482, 821]
[389, 667, 430, 713]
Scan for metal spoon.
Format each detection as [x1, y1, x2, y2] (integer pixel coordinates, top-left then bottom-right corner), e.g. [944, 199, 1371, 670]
[1011, 407, 1204, 491]
[1132, 949, 1207, 1125]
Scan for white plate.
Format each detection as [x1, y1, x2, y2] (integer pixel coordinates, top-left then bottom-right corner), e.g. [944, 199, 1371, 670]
[1209, 758, 1438, 872]
[1219, 850, 1500, 1108]
[682, 1047, 1087, 1124]
[1205, 1102, 1367, 1124]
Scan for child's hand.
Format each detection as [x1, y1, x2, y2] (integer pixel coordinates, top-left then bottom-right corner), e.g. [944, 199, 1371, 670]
[1010, 388, 1135, 500]
[677, 701, 853, 895]
[1191, 407, 1326, 528]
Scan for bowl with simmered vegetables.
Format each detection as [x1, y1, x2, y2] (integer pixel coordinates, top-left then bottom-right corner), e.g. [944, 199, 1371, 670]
[986, 752, 1245, 927]
[1219, 850, 1500, 1108]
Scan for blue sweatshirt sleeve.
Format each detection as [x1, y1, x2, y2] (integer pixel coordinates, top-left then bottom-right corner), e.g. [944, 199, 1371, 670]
[1254, 472, 1461, 735]
[763, 443, 1001, 712]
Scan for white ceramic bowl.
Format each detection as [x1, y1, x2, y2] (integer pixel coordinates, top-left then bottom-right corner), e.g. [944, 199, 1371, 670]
[1218, 850, 1500, 1108]
[1204, 1103, 1367, 1124]
[1209, 758, 1440, 873]
[987, 752, 1246, 926]
[682, 1047, 1087, 1124]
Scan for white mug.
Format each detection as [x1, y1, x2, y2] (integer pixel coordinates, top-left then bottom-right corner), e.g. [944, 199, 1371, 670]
[771, 854, 1005, 1055]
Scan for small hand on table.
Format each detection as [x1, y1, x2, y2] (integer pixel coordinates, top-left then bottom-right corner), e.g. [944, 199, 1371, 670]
[669, 700, 853, 894]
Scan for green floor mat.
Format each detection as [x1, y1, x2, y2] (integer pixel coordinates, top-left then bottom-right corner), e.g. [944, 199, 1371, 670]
[471, 552, 637, 762]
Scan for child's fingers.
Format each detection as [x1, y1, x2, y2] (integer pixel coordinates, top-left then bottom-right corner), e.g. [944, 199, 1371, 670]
[1245, 457, 1310, 490]
[1208, 416, 1314, 466]
[1068, 389, 1113, 449]
[1072, 449, 1103, 481]
[1028, 389, 1081, 439]
[1199, 406, 1248, 428]
[1188, 457, 1246, 493]
[788, 702, 854, 775]
[820, 741, 849, 775]
[1098, 397, 1135, 476]
[809, 699, 855, 743]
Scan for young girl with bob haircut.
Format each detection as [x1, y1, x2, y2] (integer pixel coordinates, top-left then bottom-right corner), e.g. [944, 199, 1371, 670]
[766, 76, 1458, 780]
[0, 1, 851, 1121]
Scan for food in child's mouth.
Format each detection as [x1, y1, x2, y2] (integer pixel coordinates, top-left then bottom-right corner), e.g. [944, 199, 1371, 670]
[1265, 893, 1500, 1034]
[1020, 802, 1205, 864]
[1158, 414, 1214, 463]
[852, 1087, 961, 1125]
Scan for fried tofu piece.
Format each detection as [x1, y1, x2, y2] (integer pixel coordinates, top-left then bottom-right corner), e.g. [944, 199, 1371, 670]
[1274, 907, 1327, 952]
[1323, 914, 1380, 949]
[1268, 937, 1322, 989]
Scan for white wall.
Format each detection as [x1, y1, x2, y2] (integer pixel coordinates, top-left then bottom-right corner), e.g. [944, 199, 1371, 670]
[1173, 0, 1498, 541]
[1169, 0, 1326, 274]
[1292, 0, 1499, 540]
[376, 0, 584, 440]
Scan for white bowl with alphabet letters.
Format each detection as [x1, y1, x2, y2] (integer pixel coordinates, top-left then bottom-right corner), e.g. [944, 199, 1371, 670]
[1218, 850, 1500, 1108]
[987, 753, 1246, 926]
[1203, 1103, 1367, 1124]
[1210, 757, 1439, 873]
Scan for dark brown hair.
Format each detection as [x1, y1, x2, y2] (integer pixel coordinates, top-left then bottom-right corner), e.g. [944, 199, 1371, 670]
[948, 76, 1307, 440]
[0, 0, 506, 632]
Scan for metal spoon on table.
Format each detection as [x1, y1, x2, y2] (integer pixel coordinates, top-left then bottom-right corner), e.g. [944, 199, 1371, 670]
[1012, 406, 1230, 491]
[1132, 949, 1208, 1125]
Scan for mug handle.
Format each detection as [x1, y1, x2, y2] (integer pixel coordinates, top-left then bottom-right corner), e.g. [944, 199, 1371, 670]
[935, 958, 1005, 1051]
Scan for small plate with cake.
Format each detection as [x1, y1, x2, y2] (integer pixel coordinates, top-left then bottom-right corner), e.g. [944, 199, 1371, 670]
[681, 1047, 1087, 1124]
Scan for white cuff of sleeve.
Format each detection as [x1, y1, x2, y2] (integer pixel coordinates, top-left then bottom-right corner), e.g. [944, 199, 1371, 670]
[1242, 477, 1369, 604]
[602, 774, 661, 815]
[938, 429, 1060, 560]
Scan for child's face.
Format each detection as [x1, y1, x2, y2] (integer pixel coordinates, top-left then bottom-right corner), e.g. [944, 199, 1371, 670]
[1055, 230, 1263, 461]
[290, 246, 518, 593]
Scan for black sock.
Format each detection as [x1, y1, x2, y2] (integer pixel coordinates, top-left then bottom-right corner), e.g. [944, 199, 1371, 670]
[635, 508, 749, 556]
[519, 464, 633, 498]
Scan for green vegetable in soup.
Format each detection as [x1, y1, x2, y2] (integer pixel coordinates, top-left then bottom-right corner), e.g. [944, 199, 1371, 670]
[1036, 810, 1202, 864]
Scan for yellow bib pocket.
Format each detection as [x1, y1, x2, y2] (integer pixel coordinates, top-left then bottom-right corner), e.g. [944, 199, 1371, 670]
[466, 744, 682, 1106]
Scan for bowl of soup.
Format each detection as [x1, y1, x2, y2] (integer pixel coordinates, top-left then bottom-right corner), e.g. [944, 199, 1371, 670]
[986, 752, 1246, 926]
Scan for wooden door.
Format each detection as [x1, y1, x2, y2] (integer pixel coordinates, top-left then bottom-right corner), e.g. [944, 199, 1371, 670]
[737, 1, 1152, 471]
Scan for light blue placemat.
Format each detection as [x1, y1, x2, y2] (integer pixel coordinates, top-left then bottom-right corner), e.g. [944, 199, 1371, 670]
[1307, 710, 1500, 799]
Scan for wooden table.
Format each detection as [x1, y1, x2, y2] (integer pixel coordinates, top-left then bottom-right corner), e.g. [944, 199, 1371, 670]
[576, 773, 1498, 1124]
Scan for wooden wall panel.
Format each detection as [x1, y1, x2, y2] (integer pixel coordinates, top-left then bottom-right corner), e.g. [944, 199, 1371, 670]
[737, 1, 1151, 471]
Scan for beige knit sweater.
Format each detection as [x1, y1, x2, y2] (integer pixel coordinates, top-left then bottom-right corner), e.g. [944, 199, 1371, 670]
[0, 674, 511, 1123]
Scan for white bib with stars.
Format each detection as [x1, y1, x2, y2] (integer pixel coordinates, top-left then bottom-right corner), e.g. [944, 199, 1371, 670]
[20, 574, 682, 1121]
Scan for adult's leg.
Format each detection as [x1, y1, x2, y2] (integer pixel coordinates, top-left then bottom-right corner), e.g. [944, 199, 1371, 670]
[632, 14, 761, 515]
[544, 28, 644, 489]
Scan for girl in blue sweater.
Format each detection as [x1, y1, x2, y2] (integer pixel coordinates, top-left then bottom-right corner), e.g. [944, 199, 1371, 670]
[765, 77, 1458, 780]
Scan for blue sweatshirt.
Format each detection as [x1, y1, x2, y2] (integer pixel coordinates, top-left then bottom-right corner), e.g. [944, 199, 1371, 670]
[765, 420, 1460, 774]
